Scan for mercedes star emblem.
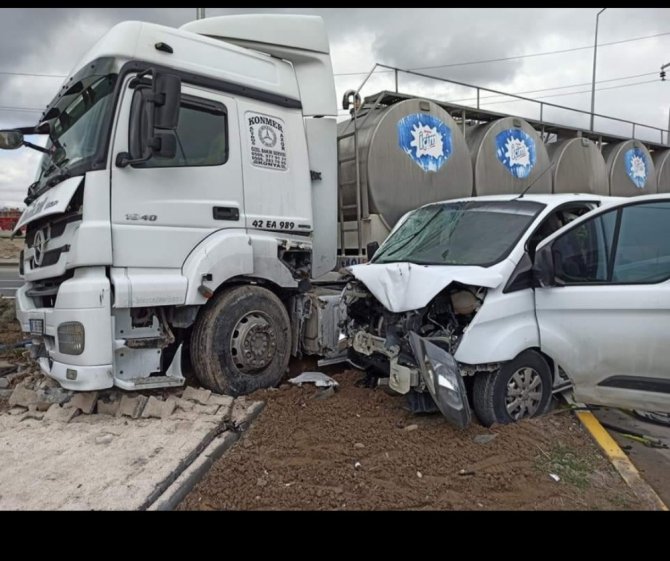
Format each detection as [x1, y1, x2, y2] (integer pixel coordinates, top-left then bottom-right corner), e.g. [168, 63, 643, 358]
[33, 229, 47, 267]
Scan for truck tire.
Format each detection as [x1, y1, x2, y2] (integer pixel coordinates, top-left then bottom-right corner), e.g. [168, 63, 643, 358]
[472, 350, 553, 427]
[190, 285, 291, 396]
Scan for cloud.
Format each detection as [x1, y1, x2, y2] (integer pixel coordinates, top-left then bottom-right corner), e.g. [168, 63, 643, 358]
[0, 7, 669, 206]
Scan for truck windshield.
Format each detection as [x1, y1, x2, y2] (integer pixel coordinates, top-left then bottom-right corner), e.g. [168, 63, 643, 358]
[372, 200, 545, 266]
[32, 73, 117, 196]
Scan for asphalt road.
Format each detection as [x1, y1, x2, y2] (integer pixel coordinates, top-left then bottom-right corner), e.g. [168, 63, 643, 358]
[0, 265, 21, 298]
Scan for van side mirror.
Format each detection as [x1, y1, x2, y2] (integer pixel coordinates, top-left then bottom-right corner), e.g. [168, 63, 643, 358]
[116, 70, 181, 168]
[367, 241, 380, 261]
[0, 130, 23, 150]
[533, 243, 557, 287]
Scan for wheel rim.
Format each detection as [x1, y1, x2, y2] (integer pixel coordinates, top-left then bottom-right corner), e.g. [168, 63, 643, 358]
[505, 367, 543, 420]
[230, 310, 277, 374]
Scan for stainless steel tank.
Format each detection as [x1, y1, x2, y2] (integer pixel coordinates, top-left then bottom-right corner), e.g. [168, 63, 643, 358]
[652, 149, 670, 193]
[466, 117, 551, 195]
[338, 98, 473, 227]
[602, 140, 657, 196]
[546, 137, 609, 195]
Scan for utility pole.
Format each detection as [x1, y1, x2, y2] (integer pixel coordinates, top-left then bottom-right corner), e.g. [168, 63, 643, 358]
[662, 62, 669, 144]
[590, 8, 607, 131]
[196, 8, 206, 20]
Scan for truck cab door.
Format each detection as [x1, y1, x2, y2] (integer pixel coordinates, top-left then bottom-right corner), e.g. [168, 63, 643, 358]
[534, 198, 670, 413]
[110, 73, 244, 269]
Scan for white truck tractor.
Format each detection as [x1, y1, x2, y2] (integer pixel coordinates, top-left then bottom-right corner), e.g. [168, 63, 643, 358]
[2, 15, 345, 395]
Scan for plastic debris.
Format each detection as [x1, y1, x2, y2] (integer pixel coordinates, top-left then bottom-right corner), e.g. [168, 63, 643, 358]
[549, 473, 560, 482]
[289, 372, 339, 388]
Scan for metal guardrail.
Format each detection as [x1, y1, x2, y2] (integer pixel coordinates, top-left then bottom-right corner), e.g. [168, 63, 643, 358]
[351, 63, 669, 148]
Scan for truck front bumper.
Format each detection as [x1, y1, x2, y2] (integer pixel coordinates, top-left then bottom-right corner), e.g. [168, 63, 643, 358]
[15, 267, 114, 391]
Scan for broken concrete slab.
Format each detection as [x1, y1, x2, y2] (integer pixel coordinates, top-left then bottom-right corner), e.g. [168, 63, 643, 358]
[116, 395, 148, 419]
[167, 396, 195, 412]
[0, 360, 17, 377]
[20, 410, 44, 422]
[43, 404, 78, 424]
[8, 386, 38, 408]
[0, 389, 13, 400]
[0, 378, 8, 389]
[96, 399, 121, 417]
[8, 407, 27, 416]
[95, 434, 114, 445]
[193, 403, 219, 416]
[181, 386, 211, 405]
[66, 392, 98, 414]
[208, 394, 234, 408]
[141, 396, 177, 420]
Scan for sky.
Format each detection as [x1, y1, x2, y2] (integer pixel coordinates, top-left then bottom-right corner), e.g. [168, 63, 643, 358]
[0, 7, 669, 207]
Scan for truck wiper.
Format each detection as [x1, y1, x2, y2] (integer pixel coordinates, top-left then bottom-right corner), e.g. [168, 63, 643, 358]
[25, 169, 71, 205]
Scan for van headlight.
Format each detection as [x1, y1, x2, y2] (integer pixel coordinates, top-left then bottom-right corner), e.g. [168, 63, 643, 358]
[57, 321, 85, 355]
[408, 332, 471, 428]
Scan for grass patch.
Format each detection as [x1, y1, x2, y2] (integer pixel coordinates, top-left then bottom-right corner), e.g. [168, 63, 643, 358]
[536, 444, 594, 489]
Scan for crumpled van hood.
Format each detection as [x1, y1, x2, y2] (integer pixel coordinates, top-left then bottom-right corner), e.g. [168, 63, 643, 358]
[347, 261, 507, 313]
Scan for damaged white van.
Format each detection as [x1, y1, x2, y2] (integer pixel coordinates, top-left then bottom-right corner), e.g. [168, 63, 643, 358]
[344, 193, 670, 428]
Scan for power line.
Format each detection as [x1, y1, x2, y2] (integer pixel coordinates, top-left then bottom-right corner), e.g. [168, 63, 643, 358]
[0, 106, 43, 113]
[449, 71, 659, 104]
[0, 70, 67, 78]
[479, 78, 659, 106]
[333, 30, 670, 76]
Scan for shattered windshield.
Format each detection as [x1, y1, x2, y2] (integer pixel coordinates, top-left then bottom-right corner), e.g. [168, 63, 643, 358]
[35, 74, 117, 188]
[372, 200, 545, 266]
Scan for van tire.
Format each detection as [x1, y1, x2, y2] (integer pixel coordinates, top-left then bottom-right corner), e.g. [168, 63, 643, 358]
[190, 285, 291, 396]
[473, 350, 553, 427]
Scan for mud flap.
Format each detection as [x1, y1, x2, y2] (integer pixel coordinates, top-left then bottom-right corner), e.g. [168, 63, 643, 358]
[408, 332, 471, 429]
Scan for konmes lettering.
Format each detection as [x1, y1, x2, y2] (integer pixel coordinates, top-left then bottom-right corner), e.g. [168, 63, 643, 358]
[248, 115, 283, 132]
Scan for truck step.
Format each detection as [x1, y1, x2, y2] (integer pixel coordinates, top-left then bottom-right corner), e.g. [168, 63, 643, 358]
[114, 375, 185, 391]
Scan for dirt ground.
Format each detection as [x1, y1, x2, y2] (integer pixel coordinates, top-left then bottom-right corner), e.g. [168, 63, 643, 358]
[0, 235, 22, 260]
[179, 369, 645, 510]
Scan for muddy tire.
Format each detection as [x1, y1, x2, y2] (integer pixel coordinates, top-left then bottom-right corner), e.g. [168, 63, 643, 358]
[472, 350, 553, 427]
[190, 285, 291, 396]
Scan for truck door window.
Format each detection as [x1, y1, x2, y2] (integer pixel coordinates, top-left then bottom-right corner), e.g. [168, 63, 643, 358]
[612, 202, 670, 284]
[136, 96, 228, 168]
[552, 209, 616, 284]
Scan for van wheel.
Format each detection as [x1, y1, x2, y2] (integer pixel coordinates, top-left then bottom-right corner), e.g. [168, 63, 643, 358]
[190, 285, 291, 396]
[473, 350, 553, 427]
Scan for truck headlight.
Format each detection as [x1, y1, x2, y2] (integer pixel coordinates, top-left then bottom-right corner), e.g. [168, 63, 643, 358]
[409, 332, 471, 429]
[57, 321, 85, 355]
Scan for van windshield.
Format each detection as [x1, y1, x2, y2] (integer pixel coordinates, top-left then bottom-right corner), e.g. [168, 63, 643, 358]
[372, 200, 545, 267]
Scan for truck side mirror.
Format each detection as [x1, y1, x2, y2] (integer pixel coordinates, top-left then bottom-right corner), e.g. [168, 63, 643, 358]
[0, 130, 23, 150]
[366, 241, 380, 261]
[116, 70, 180, 168]
[152, 72, 181, 130]
[532, 243, 557, 288]
[150, 132, 177, 159]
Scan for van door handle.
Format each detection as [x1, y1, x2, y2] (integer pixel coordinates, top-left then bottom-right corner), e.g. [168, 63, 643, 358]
[213, 207, 239, 221]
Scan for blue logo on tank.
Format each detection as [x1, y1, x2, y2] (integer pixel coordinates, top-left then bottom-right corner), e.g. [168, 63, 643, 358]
[624, 147, 648, 189]
[397, 113, 452, 172]
[495, 128, 537, 179]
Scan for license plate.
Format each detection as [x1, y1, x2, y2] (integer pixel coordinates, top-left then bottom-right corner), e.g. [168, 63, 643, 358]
[29, 319, 44, 335]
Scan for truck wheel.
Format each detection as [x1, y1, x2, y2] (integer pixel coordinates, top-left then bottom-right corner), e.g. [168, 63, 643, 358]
[472, 350, 553, 427]
[190, 285, 291, 396]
